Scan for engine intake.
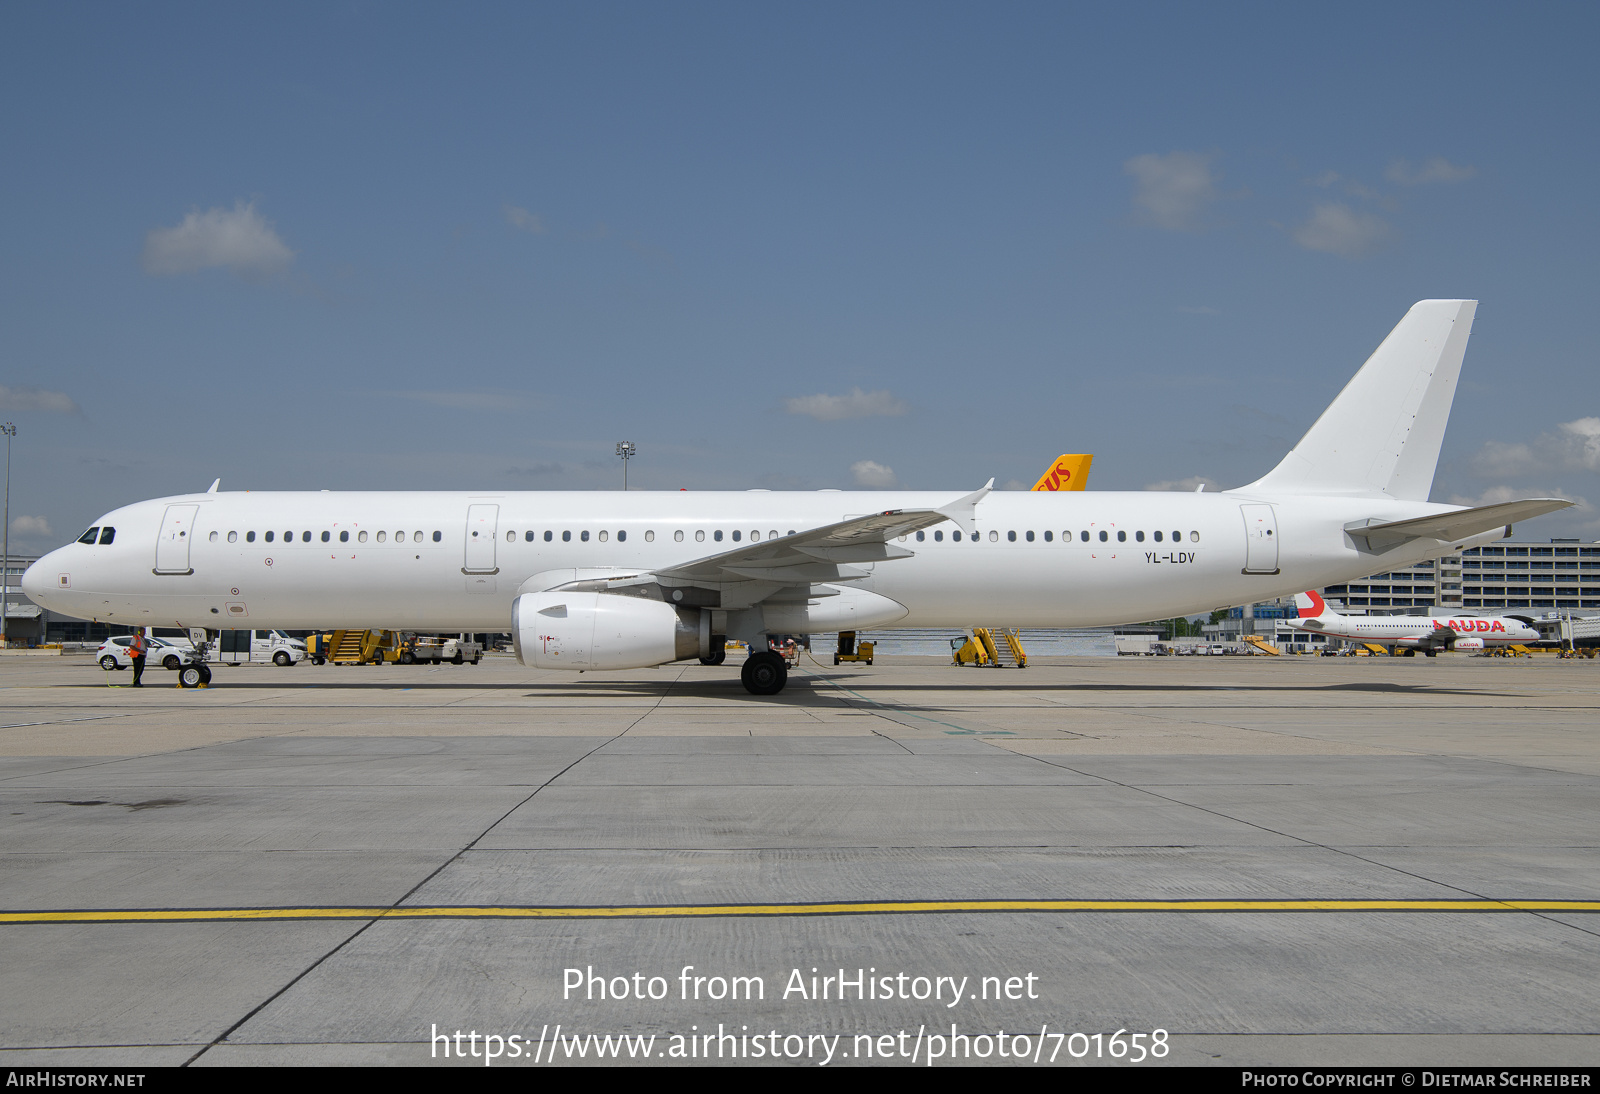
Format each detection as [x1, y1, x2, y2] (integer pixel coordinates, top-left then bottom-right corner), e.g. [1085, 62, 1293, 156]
[513, 591, 708, 670]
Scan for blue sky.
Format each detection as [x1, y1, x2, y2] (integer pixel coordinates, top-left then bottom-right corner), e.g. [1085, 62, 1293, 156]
[2, 1, 1597, 550]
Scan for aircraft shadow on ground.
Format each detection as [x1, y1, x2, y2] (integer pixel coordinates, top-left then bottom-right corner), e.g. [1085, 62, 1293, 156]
[58, 673, 1521, 703]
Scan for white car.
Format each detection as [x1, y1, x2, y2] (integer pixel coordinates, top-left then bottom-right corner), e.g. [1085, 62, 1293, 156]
[97, 635, 200, 672]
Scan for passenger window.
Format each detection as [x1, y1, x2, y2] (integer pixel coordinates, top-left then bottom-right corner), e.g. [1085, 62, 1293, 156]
[1026, 531, 1035, 542]
[714, 530, 723, 542]
[644, 531, 654, 542]
[209, 531, 218, 542]
[506, 531, 515, 542]
[415, 531, 424, 543]
[1007, 531, 1016, 542]
[1098, 531, 1108, 542]
[376, 531, 385, 543]
[580, 530, 589, 542]
[340, 531, 349, 542]
[321, 531, 331, 542]
[1117, 531, 1126, 542]
[545, 531, 553, 542]
[247, 531, 256, 543]
[302, 531, 311, 542]
[1135, 531, 1144, 542]
[1154, 531, 1163, 542]
[934, 530, 943, 541]
[788, 530, 796, 536]
[916, 531, 925, 542]
[358, 531, 367, 543]
[618, 530, 628, 542]
[228, 531, 238, 543]
[78, 527, 99, 544]
[768, 530, 777, 540]
[599, 531, 609, 542]
[732, 530, 741, 542]
[525, 531, 535, 542]
[953, 531, 963, 542]
[1190, 531, 1200, 542]
[1044, 531, 1052, 542]
[696, 530, 705, 542]
[673, 530, 683, 542]
[1173, 531, 1181, 541]
[1080, 531, 1089, 542]
[265, 531, 275, 543]
[284, 531, 293, 541]
[433, 531, 441, 542]
[562, 530, 571, 542]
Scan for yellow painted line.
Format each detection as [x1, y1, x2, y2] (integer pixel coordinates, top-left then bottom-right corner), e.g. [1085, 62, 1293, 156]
[3, 899, 1600, 925]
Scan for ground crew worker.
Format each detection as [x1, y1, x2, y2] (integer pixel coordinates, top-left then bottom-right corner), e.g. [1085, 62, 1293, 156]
[128, 630, 147, 687]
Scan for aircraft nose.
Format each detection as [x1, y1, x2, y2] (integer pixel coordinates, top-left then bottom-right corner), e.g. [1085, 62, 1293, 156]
[20, 549, 64, 606]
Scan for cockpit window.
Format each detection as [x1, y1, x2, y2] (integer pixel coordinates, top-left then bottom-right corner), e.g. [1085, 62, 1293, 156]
[79, 527, 100, 544]
[99, 527, 115, 545]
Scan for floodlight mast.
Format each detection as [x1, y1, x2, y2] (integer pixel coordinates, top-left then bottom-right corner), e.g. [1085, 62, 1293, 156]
[616, 441, 636, 490]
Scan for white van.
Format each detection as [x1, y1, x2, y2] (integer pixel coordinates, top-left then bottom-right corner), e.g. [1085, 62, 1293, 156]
[210, 629, 307, 666]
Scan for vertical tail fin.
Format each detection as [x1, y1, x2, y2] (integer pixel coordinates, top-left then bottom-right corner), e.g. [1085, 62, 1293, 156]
[1240, 300, 1476, 500]
[1294, 590, 1339, 619]
[1032, 454, 1093, 491]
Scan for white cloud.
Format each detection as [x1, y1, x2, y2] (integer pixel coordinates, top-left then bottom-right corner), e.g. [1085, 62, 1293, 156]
[10, 515, 51, 537]
[504, 205, 546, 234]
[141, 201, 294, 278]
[1124, 151, 1218, 231]
[0, 385, 79, 414]
[1385, 157, 1476, 185]
[850, 460, 897, 487]
[1293, 202, 1389, 257]
[784, 388, 907, 422]
[1144, 475, 1219, 492]
[1470, 417, 1600, 478]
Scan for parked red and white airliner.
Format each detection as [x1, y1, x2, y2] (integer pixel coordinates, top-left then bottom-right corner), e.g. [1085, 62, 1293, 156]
[1288, 590, 1540, 655]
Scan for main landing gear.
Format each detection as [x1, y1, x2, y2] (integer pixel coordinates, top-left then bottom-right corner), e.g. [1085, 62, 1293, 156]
[740, 650, 787, 696]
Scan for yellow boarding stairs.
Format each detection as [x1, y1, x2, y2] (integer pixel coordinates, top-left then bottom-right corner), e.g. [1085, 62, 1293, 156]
[1360, 642, 1392, 656]
[1242, 634, 1281, 655]
[313, 629, 401, 665]
[953, 628, 1027, 668]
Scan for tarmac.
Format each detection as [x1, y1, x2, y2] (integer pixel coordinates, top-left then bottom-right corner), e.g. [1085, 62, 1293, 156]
[1, 650, 1597, 1067]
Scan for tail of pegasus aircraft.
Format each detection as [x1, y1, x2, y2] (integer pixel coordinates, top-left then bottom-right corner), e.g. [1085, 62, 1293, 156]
[1032, 454, 1093, 492]
[1240, 300, 1476, 501]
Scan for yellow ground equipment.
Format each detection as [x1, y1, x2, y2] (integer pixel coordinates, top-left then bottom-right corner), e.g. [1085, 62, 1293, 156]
[833, 631, 874, 665]
[1242, 635, 1281, 655]
[308, 630, 401, 665]
[1361, 643, 1392, 656]
[953, 628, 1027, 668]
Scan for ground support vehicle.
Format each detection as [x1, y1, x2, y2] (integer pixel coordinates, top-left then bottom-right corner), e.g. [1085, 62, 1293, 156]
[834, 630, 874, 666]
[307, 630, 402, 665]
[400, 636, 483, 665]
[97, 635, 200, 672]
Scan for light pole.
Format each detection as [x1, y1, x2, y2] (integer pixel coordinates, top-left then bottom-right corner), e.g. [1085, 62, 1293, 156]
[616, 441, 635, 490]
[1, 422, 14, 649]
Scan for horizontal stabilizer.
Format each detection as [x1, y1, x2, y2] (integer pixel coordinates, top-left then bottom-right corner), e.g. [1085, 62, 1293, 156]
[1344, 498, 1572, 550]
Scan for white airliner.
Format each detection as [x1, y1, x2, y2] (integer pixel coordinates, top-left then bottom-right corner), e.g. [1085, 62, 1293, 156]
[1288, 589, 1540, 655]
[23, 300, 1571, 695]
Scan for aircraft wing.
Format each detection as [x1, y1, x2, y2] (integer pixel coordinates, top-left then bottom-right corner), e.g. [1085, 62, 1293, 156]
[1345, 498, 1571, 550]
[652, 480, 993, 586]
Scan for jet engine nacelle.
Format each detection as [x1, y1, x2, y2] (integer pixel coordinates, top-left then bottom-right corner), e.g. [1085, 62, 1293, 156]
[759, 586, 908, 633]
[513, 591, 708, 670]
[1452, 637, 1484, 650]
